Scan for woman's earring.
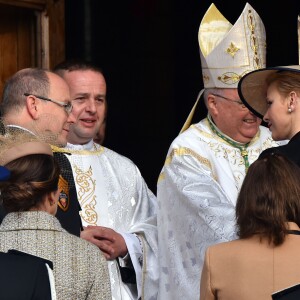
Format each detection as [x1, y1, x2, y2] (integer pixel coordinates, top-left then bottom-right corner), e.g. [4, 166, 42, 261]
[288, 107, 292, 113]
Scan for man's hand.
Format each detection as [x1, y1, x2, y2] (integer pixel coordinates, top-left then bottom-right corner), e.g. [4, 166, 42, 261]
[81, 226, 128, 260]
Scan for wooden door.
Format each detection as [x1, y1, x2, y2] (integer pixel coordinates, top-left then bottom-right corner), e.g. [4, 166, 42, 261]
[0, 0, 65, 97]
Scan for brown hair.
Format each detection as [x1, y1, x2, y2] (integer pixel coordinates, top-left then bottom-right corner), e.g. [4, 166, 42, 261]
[236, 153, 300, 246]
[266, 71, 300, 98]
[0, 154, 60, 212]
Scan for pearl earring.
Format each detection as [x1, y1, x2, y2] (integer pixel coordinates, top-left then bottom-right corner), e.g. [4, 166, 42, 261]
[288, 107, 292, 113]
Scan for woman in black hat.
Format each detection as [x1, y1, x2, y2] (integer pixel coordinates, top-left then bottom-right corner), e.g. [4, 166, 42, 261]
[238, 65, 300, 165]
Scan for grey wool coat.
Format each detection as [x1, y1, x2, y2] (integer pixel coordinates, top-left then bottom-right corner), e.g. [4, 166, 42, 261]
[0, 211, 111, 300]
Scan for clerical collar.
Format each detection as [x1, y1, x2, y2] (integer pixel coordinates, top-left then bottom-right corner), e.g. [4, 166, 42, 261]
[61, 140, 104, 155]
[66, 139, 94, 151]
[207, 114, 250, 170]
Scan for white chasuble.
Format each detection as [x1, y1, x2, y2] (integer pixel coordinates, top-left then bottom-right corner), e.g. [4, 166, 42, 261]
[157, 117, 278, 300]
[64, 141, 158, 300]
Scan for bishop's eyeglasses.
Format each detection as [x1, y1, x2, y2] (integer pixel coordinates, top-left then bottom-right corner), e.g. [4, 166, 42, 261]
[211, 93, 247, 110]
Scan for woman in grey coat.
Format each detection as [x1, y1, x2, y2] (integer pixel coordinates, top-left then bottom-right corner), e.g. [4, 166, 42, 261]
[0, 130, 111, 300]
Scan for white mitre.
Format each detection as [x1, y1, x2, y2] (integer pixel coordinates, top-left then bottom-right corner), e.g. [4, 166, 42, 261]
[199, 2, 266, 88]
[180, 3, 266, 133]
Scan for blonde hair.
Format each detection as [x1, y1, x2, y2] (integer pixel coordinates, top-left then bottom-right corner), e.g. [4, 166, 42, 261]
[266, 71, 300, 98]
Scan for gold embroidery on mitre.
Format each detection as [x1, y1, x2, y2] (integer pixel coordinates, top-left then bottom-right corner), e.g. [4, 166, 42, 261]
[74, 165, 98, 225]
[247, 9, 262, 70]
[226, 42, 240, 58]
[57, 175, 70, 212]
[203, 74, 210, 83]
[218, 69, 250, 85]
[218, 72, 241, 85]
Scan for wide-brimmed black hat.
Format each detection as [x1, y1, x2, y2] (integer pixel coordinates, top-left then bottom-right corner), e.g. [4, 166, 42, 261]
[238, 65, 300, 119]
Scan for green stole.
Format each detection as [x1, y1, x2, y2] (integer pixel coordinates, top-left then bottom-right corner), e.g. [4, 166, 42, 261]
[207, 115, 250, 171]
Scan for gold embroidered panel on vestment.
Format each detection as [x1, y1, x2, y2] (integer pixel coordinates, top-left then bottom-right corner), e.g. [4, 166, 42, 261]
[74, 165, 98, 225]
[165, 147, 212, 170]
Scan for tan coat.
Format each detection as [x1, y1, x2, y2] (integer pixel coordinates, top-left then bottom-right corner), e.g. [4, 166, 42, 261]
[200, 222, 300, 300]
[0, 211, 111, 300]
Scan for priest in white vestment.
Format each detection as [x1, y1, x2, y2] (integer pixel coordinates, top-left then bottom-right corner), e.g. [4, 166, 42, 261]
[157, 3, 278, 300]
[53, 61, 158, 300]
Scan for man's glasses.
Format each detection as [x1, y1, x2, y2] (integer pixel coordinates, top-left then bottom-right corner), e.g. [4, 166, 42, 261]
[24, 93, 73, 114]
[211, 93, 247, 110]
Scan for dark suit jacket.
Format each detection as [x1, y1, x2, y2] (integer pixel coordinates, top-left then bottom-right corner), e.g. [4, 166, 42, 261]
[259, 131, 300, 166]
[53, 152, 82, 236]
[0, 250, 53, 300]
